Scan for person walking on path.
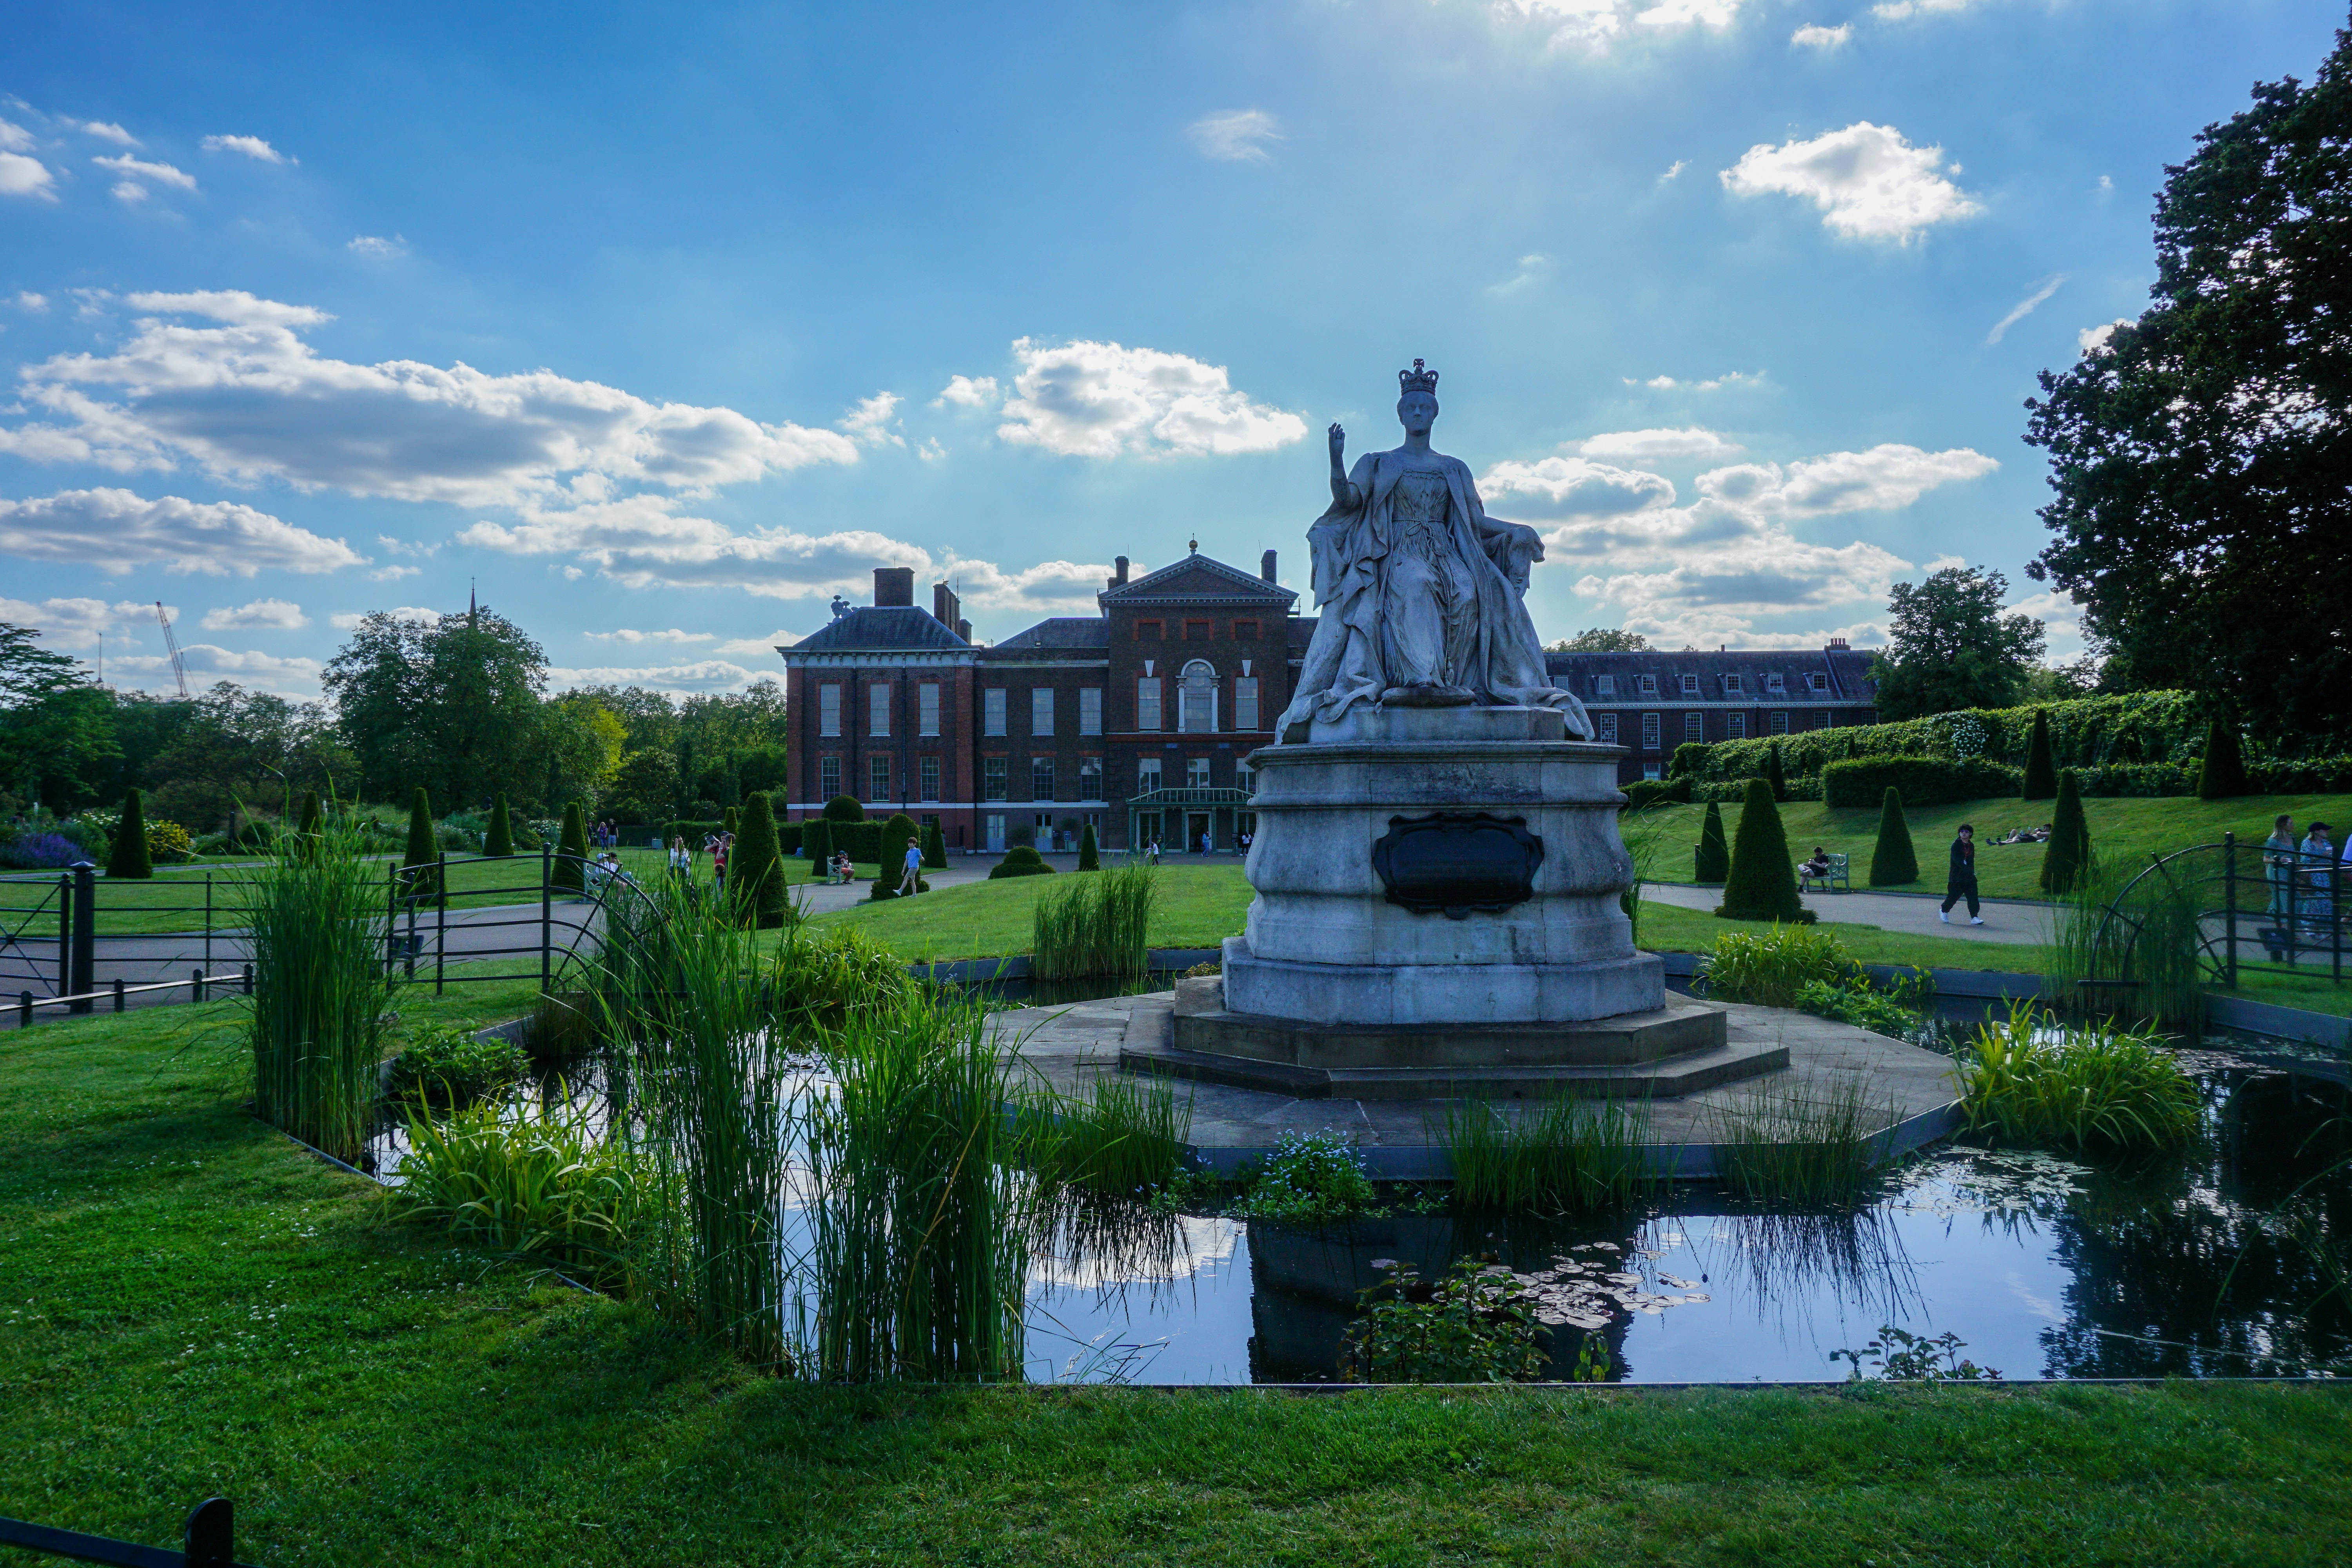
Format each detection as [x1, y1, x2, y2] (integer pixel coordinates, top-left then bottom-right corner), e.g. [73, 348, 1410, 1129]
[2266, 815, 2300, 924]
[666, 835, 692, 884]
[1940, 824, 1984, 925]
[2299, 821, 2336, 940]
[713, 832, 731, 898]
[898, 835, 923, 897]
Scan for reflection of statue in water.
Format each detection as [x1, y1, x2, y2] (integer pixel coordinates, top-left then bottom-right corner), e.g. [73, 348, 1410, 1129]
[1279, 361, 1592, 739]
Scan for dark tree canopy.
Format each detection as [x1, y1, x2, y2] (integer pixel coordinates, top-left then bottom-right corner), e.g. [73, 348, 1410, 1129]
[325, 606, 548, 808]
[1547, 627, 1653, 653]
[2025, 21, 2352, 745]
[1868, 566, 2046, 720]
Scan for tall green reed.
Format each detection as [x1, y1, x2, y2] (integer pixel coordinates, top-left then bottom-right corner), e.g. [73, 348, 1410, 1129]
[1709, 1071, 1886, 1202]
[1010, 1062, 1191, 1199]
[2040, 855, 2209, 1036]
[1032, 860, 1157, 983]
[810, 985, 1028, 1381]
[1437, 1093, 1654, 1212]
[1699, 923, 1859, 1009]
[1617, 813, 1662, 949]
[240, 810, 399, 1164]
[1958, 1000, 2199, 1151]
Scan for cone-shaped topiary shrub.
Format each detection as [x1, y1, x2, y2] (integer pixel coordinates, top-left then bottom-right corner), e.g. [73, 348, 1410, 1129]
[2197, 717, 2247, 800]
[1716, 779, 1811, 923]
[2021, 709, 2057, 800]
[1078, 821, 1101, 871]
[1869, 786, 1919, 886]
[822, 795, 865, 822]
[1765, 741, 1787, 802]
[723, 804, 740, 837]
[988, 844, 1055, 879]
[2040, 770, 2091, 894]
[802, 818, 832, 866]
[870, 813, 921, 900]
[107, 787, 153, 878]
[485, 792, 514, 857]
[401, 787, 439, 903]
[732, 793, 787, 927]
[554, 801, 589, 893]
[922, 823, 946, 869]
[1693, 801, 1729, 883]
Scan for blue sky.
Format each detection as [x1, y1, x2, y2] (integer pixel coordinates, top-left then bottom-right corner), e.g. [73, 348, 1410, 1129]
[0, 0, 2337, 698]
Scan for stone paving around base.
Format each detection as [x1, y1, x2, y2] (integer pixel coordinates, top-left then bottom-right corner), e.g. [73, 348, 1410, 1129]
[1641, 880, 2053, 947]
[989, 989, 1963, 1181]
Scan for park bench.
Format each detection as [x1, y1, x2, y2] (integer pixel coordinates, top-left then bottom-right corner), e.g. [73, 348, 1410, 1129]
[1799, 851, 1850, 894]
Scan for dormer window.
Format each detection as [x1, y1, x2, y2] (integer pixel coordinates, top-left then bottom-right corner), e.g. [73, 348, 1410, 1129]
[1679, 674, 1699, 695]
[1723, 674, 1744, 695]
[1593, 674, 1616, 696]
[1637, 674, 1659, 696]
[1766, 673, 1786, 693]
[1807, 672, 1829, 693]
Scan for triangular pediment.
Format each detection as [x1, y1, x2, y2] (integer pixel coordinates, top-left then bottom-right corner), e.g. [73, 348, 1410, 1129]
[1102, 553, 1296, 604]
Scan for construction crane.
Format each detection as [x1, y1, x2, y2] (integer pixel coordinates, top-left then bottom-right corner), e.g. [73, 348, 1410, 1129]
[154, 601, 189, 700]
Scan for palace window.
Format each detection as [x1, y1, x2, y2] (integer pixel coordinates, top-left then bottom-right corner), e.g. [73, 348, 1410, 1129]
[1179, 659, 1217, 733]
[1684, 713, 1704, 743]
[1727, 713, 1747, 739]
[1031, 757, 1054, 802]
[818, 683, 842, 737]
[1723, 673, 1744, 695]
[1079, 756, 1102, 799]
[868, 683, 891, 738]
[820, 755, 841, 797]
[1641, 712, 1661, 751]
[983, 757, 1007, 800]
[1770, 711, 1790, 735]
[1078, 687, 1103, 736]
[1597, 713, 1618, 743]
[1766, 673, 1786, 693]
[1234, 675, 1260, 731]
[1135, 619, 1163, 641]
[1136, 757, 1163, 793]
[1031, 687, 1054, 737]
[1186, 757, 1212, 788]
[918, 682, 940, 737]
[1637, 675, 1659, 696]
[1137, 677, 1163, 731]
[1235, 761, 1255, 795]
[1807, 671, 1829, 693]
[1680, 674, 1699, 695]
[982, 688, 1007, 737]
[868, 756, 892, 801]
[919, 755, 940, 802]
[1593, 674, 1616, 696]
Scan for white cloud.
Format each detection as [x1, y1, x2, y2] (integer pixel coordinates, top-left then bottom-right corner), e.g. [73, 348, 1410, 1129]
[1695, 443, 1996, 515]
[1580, 426, 1742, 462]
[201, 134, 291, 164]
[375, 534, 436, 558]
[711, 630, 804, 658]
[0, 292, 860, 506]
[583, 627, 715, 644]
[111, 181, 148, 204]
[1498, 0, 1747, 53]
[2007, 588, 2083, 656]
[1985, 274, 2067, 345]
[0, 596, 156, 652]
[1623, 371, 1760, 392]
[77, 121, 137, 145]
[1187, 109, 1280, 162]
[331, 607, 437, 631]
[1487, 254, 1552, 296]
[1720, 122, 1979, 243]
[368, 565, 420, 581]
[347, 234, 407, 259]
[2098, 174, 2113, 193]
[1791, 23, 1851, 48]
[0, 118, 34, 151]
[996, 338, 1306, 459]
[1923, 553, 1967, 571]
[1635, 0, 1741, 29]
[1, 150, 57, 201]
[12, 292, 47, 312]
[935, 374, 999, 408]
[545, 660, 760, 693]
[94, 153, 196, 191]
[0, 488, 363, 575]
[200, 597, 309, 631]
[1659, 160, 1689, 183]
[116, 644, 323, 695]
[2079, 318, 2133, 354]
[1873, 0, 1973, 17]
[1480, 457, 1675, 518]
[839, 391, 904, 448]
[917, 437, 946, 462]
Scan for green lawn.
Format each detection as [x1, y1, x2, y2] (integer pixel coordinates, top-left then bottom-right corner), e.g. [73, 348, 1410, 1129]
[809, 864, 1252, 960]
[1632, 790, 2352, 901]
[7, 985, 2352, 1565]
[1636, 899, 2057, 975]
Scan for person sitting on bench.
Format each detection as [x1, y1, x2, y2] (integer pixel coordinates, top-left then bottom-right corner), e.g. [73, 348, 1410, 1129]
[1798, 846, 1834, 881]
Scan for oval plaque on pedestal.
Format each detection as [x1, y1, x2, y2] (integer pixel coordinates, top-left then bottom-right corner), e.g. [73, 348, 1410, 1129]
[1370, 812, 1544, 919]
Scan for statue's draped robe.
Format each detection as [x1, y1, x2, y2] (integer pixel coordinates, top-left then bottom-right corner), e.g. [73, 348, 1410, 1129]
[1279, 447, 1593, 739]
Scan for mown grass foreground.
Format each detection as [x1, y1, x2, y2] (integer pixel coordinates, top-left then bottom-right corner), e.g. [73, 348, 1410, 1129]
[8, 989, 2352, 1564]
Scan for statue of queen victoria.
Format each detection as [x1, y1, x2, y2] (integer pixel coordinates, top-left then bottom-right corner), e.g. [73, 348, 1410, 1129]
[1278, 361, 1593, 741]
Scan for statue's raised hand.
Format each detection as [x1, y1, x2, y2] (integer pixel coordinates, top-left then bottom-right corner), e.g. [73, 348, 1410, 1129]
[1327, 422, 1345, 461]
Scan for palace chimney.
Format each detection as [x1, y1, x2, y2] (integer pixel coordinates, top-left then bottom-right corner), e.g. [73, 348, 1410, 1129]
[873, 566, 915, 607]
[1108, 555, 1130, 589]
[933, 581, 961, 626]
[1261, 549, 1278, 583]
[956, 618, 973, 642]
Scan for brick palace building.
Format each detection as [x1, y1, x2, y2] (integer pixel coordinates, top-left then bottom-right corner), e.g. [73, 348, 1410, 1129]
[779, 549, 1878, 852]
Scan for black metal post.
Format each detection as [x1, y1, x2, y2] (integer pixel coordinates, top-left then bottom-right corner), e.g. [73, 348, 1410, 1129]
[435, 850, 447, 996]
[69, 864, 94, 1014]
[2223, 832, 2238, 989]
[403, 874, 417, 981]
[55, 872, 69, 1002]
[241, 963, 252, 995]
[204, 872, 212, 977]
[16, 991, 28, 1029]
[185, 1496, 233, 1568]
[112, 977, 124, 1013]
[2334, 848, 2343, 986]
[193, 968, 206, 1004]
[540, 843, 552, 993]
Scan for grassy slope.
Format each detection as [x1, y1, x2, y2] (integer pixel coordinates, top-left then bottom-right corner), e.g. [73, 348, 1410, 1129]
[808, 865, 1252, 960]
[1635, 791, 2352, 900]
[7, 996, 2352, 1566]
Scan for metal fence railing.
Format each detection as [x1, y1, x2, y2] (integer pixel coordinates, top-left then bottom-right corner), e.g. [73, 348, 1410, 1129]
[2091, 834, 2346, 994]
[0, 1496, 256, 1568]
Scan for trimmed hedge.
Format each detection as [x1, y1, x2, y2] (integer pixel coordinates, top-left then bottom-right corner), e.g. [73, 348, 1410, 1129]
[1869, 786, 1918, 886]
[1693, 802, 1728, 884]
[988, 845, 1055, 879]
[2198, 718, 2249, 799]
[776, 821, 803, 856]
[2041, 770, 2091, 894]
[107, 788, 153, 879]
[1717, 779, 1810, 924]
[1621, 778, 1691, 810]
[1822, 755, 2023, 808]
[2022, 710, 2057, 800]
[801, 819, 832, 864]
[2249, 755, 2352, 793]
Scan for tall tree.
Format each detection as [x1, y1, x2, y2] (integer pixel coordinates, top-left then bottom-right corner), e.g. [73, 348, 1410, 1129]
[0, 623, 117, 810]
[324, 605, 547, 807]
[1868, 566, 2047, 719]
[2024, 22, 2352, 745]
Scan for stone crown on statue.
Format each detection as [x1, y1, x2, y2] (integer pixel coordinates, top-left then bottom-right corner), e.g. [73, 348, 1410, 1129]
[1397, 359, 1439, 396]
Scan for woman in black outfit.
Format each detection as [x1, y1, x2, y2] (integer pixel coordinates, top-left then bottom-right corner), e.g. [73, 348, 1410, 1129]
[1940, 824, 1983, 925]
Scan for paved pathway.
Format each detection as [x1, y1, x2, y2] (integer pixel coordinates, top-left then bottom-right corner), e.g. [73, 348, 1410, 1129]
[1642, 880, 2052, 949]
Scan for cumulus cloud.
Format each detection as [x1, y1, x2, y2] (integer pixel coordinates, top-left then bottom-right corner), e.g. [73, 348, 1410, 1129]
[347, 234, 407, 259]
[109, 643, 323, 695]
[13, 292, 49, 312]
[1985, 274, 2067, 345]
[1792, 22, 1851, 47]
[1720, 122, 1979, 243]
[1487, 254, 1551, 296]
[1694, 443, 1996, 515]
[545, 660, 761, 693]
[368, 565, 420, 581]
[2079, 318, 2133, 355]
[1, 127, 56, 200]
[1622, 370, 1760, 392]
[1498, 0, 1746, 53]
[201, 134, 291, 164]
[711, 630, 804, 658]
[1873, 0, 1973, 17]
[1187, 109, 1280, 162]
[1580, 426, 1742, 462]
[1480, 457, 1675, 518]
[200, 597, 309, 631]
[0, 488, 363, 575]
[330, 607, 436, 631]
[2008, 588, 2084, 655]
[839, 392, 904, 448]
[1659, 160, 1689, 183]
[996, 338, 1306, 459]
[77, 121, 137, 145]
[935, 374, 998, 408]
[94, 152, 196, 191]
[0, 292, 860, 506]
[583, 627, 714, 644]
[0, 596, 156, 652]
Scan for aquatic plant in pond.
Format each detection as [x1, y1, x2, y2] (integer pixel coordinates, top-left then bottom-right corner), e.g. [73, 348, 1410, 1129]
[1793, 975, 1927, 1041]
[1031, 860, 1156, 983]
[1833, 1324, 2000, 1381]
[1699, 922, 1859, 1009]
[1341, 1258, 1546, 1383]
[768, 925, 911, 1036]
[811, 985, 1027, 1381]
[1229, 1130, 1379, 1227]
[1958, 1002, 2198, 1152]
[1437, 1093, 1653, 1214]
[241, 812, 399, 1165]
[1710, 1072, 1887, 1203]
[385, 1023, 529, 1110]
[1010, 1065, 1191, 1200]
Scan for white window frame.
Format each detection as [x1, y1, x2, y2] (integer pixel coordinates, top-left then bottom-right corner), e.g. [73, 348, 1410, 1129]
[820, 755, 841, 797]
[1597, 713, 1618, 744]
[1078, 756, 1102, 799]
[1807, 672, 1829, 693]
[1078, 687, 1103, 737]
[818, 683, 842, 738]
[1771, 711, 1790, 735]
[1637, 675, 1659, 696]
[918, 682, 941, 737]
[869, 683, 891, 738]
[867, 755, 892, 802]
[983, 757, 1008, 800]
[1723, 674, 1743, 695]
[1766, 673, 1786, 693]
[1679, 674, 1699, 695]
[1727, 713, 1747, 739]
[1641, 712, 1661, 751]
[1137, 677, 1163, 732]
[983, 688, 1007, 737]
[1683, 713, 1704, 744]
[1136, 756, 1163, 794]
[1031, 687, 1054, 737]
[1185, 757, 1212, 789]
[919, 755, 940, 802]
[1030, 756, 1054, 802]
[1234, 675, 1260, 732]
[1178, 659, 1218, 734]
[1594, 674, 1616, 696]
